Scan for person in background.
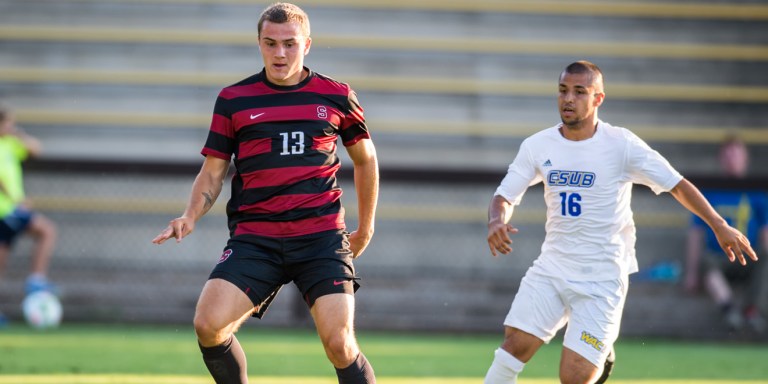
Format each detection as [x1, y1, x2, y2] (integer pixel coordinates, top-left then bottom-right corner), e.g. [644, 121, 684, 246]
[684, 136, 767, 333]
[0, 105, 58, 325]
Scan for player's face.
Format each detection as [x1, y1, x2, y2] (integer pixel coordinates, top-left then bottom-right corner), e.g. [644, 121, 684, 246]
[0, 114, 14, 135]
[258, 20, 311, 86]
[558, 72, 604, 128]
[720, 142, 748, 177]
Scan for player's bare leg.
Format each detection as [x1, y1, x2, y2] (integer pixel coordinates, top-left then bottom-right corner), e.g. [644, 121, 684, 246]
[745, 259, 768, 333]
[485, 327, 543, 383]
[194, 278, 253, 383]
[27, 214, 57, 277]
[311, 293, 358, 366]
[311, 292, 375, 383]
[560, 347, 600, 384]
[704, 268, 743, 329]
[0, 245, 8, 325]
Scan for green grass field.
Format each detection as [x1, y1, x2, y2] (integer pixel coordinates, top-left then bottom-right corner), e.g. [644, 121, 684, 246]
[1, 323, 767, 383]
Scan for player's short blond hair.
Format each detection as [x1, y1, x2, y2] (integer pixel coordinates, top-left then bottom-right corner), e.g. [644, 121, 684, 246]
[258, 2, 310, 38]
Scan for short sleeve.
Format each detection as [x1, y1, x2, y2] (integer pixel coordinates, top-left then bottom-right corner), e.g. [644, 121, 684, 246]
[625, 131, 683, 194]
[494, 140, 541, 205]
[339, 90, 370, 146]
[201, 93, 236, 160]
[8, 136, 29, 161]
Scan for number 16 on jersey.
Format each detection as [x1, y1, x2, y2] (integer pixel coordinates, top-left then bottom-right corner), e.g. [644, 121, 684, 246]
[560, 192, 582, 216]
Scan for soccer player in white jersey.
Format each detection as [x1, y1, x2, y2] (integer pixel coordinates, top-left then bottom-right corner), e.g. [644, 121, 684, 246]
[484, 61, 757, 384]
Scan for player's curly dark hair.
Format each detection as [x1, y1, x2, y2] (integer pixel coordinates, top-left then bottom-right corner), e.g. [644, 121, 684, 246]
[258, 2, 310, 38]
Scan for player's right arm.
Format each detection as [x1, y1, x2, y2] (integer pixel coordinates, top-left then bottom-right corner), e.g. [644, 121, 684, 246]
[152, 155, 229, 244]
[15, 127, 42, 158]
[487, 195, 519, 257]
[488, 138, 540, 257]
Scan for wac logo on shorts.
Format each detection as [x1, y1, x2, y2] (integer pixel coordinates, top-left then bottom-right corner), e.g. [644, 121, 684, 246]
[580, 331, 605, 351]
[218, 249, 233, 264]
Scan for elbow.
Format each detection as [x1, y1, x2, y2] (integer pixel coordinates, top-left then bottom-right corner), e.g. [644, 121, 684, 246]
[669, 178, 690, 198]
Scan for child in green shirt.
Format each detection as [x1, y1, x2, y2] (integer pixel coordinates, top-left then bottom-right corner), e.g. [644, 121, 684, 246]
[0, 106, 58, 325]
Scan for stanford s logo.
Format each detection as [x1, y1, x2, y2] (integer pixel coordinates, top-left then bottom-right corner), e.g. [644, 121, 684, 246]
[317, 106, 328, 119]
[218, 249, 233, 264]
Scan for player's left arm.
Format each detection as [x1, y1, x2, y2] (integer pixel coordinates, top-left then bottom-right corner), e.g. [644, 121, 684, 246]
[670, 178, 757, 265]
[345, 138, 379, 258]
[11, 125, 42, 158]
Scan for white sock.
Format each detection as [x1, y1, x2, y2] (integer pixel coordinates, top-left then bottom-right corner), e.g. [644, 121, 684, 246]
[484, 348, 525, 384]
[27, 273, 47, 282]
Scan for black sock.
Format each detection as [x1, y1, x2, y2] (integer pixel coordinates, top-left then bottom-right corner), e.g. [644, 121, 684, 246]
[199, 335, 248, 384]
[335, 352, 376, 384]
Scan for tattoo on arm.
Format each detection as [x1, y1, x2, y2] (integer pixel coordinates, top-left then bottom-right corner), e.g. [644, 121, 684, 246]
[202, 191, 215, 211]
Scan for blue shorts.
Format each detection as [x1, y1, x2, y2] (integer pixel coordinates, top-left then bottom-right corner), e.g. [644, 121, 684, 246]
[0, 207, 34, 245]
[209, 229, 359, 319]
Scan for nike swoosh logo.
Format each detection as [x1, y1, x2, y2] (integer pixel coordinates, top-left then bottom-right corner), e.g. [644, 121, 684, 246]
[250, 113, 265, 120]
[333, 280, 345, 286]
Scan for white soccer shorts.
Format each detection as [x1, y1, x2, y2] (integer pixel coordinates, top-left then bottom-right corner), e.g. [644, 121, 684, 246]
[503, 269, 628, 366]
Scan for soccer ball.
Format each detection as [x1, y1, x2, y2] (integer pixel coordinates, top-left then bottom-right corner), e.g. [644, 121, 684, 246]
[21, 291, 63, 329]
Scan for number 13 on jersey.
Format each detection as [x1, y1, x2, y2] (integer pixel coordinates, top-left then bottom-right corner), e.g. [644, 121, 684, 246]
[280, 131, 305, 155]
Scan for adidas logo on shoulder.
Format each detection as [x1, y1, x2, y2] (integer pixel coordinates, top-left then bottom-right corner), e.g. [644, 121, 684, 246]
[543, 159, 552, 167]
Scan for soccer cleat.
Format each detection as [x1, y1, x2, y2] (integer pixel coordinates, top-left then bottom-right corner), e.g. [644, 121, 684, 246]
[725, 308, 745, 331]
[745, 307, 767, 334]
[748, 315, 767, 334]
[25, 275, 58, 295]
[594, 348, 615, 384]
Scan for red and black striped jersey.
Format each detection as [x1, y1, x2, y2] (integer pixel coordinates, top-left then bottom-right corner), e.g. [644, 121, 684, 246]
[201, 67, 370, 239]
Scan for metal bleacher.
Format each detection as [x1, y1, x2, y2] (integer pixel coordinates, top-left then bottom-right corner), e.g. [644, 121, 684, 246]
[1, 0, 767, 339]
[1, 0, 768, 170]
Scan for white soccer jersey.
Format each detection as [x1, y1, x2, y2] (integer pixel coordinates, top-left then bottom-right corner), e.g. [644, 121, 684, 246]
[495, 121, 683, 281]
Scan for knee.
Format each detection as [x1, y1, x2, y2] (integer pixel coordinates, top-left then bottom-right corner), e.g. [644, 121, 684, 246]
[559, 371, 596, 384]
[558, 361, 599, 384]
[321, 331, 358, 367]
[500, 328, 540, 363]
[193, 312, 228, 346]
[44, 221, 57, 240]
[33, 216, 57, 240]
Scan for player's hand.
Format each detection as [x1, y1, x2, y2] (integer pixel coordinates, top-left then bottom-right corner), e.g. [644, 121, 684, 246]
[487, 220, 519, 257]
[152, 216, 195, 244]
[714, 224, 758, 266]
[348, 229, 373, 258]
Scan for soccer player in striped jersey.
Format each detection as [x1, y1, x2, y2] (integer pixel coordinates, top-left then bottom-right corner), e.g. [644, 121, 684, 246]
[484, 61, 757, 384]
[152, 3, 378, 383]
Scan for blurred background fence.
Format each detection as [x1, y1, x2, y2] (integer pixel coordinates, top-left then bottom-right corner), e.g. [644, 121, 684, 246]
[1, 0, 768, 340]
